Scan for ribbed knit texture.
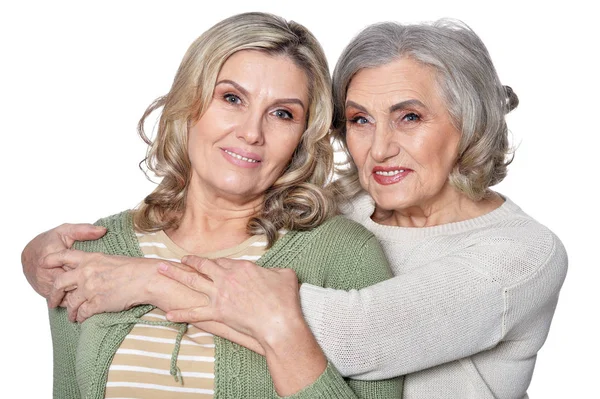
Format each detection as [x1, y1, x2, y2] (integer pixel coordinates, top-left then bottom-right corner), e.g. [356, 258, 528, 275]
[300, 193, 568, 399]
[48, 211, 404, 398]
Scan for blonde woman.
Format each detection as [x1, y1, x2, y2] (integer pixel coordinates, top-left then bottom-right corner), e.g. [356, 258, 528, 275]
[36, 12, 402, 399]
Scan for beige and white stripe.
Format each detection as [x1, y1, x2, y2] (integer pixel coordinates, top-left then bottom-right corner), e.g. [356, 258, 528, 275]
[105, 230, 269, 398]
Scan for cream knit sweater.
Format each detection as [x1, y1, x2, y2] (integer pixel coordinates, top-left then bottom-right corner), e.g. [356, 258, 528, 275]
[300, 193, 567, 399]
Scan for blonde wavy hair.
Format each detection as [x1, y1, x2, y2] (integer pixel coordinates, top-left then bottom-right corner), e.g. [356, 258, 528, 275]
[331, 19, 517, 202]
[133, 12, 335, 246]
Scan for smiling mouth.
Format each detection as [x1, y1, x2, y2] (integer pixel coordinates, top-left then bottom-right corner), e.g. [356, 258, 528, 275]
[223, 149, 260, 163]
[374, 169, 405, 176]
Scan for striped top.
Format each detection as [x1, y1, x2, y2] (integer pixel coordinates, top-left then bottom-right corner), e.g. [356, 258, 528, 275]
[105, 230, 269, 399]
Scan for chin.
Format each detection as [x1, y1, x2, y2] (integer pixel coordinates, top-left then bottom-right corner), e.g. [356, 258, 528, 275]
[369, 194, 406, 212]
[366, 186, 407, 210]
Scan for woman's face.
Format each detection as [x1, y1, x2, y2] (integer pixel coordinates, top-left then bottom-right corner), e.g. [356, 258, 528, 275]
[187, 50, 309, 205]
[345, 57, 461, 213]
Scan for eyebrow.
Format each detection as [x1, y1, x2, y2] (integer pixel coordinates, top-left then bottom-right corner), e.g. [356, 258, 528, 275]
[389, 99, 426, 113]
[345, 99, 426, 113]
[216, 79, 306, 111]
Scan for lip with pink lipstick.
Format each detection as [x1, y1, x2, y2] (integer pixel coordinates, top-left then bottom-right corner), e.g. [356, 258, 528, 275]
[221, 147, 262, 168]
[372, 166, 412, 185]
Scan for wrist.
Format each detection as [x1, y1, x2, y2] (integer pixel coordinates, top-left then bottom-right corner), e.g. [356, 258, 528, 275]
[261, 314, 328, 396]
[260, 313, 317, 357]
[135, 259, 163, 306]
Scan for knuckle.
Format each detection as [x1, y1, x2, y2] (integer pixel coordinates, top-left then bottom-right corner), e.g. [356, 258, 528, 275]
[80, 301, 93, 317]
[66, 294, 76, 309]
[186, 273, 198, 287]
[82, 267, 95, 279]
[40, 254, 50, 268]
[197, 258, 214, 273]
[57, 248, 70, 261]
[200, 293, 210, 307]
[52, 276, 63, 290]
[78, 307, 88, 321]
[195, 258, 208, 271]
[83, 279, 96, 293]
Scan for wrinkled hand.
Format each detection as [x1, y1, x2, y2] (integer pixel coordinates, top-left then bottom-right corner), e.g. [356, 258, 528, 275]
[158, 256, 303, 347]
[21, 223, 106, 298]
[160, 256, 326, 395]
[49, 251, 161, 322]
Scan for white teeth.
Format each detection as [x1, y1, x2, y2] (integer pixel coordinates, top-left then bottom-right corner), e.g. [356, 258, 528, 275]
[224, 149, 258, 163]
[375, 169, 405, 176]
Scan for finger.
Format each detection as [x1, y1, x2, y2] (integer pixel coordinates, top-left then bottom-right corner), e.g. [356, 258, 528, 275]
[65, 292, 87, 322]
[158, 263, 215, 295]
[76, 299, 98, 323]
[40, 249, 87, 269]
[49, 269, 80, 308]
[60, 223, 107, 246]
[166, 307, 214, 323]
[181, 256, 224, 280]
[213, 257, 237, 270]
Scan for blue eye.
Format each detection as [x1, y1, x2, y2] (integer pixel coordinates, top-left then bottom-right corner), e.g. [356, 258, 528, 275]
[273, 109, 293, 119]
[224, 94, 242, 104]
[403, 113, 420, 122]
[350, 116, 369, 125]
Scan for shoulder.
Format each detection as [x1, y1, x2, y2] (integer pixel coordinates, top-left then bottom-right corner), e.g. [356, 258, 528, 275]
[339, 192, 375, 224]
[312, 214, 378, 241]
[293, 215, 383, 254]
[463, 203, 568, 289]
[73, 210, 140, 257]
[274, 215, 392, 289]
[93, 210, 133, 231]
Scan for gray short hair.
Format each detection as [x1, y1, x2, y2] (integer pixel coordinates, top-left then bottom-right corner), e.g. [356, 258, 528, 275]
[331, 19, 517, 201]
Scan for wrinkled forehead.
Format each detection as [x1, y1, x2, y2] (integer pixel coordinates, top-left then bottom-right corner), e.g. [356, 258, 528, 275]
[346, 58, 445, 111]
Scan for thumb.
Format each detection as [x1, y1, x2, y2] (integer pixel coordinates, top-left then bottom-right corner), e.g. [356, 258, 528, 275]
[62, 224, 106, 246]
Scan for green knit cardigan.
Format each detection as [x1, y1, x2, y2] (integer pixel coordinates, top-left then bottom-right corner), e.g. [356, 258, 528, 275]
[49, 211, 403, 398]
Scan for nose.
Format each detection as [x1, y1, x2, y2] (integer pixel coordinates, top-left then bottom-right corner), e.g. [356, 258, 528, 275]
[370, 123, 400, 162]
[236, 111, 264, 145]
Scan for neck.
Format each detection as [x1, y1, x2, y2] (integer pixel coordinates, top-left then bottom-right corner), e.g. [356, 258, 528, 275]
[372, 186, 504, 228]
[166, 183, 264, 254]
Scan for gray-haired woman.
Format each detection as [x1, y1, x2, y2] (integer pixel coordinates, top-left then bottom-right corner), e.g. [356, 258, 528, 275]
[23, 19, 566, 399]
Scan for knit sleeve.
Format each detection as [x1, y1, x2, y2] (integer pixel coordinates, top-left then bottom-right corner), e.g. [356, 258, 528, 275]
[49, 307, 82, 398]
[47, 213, 127, 398]
[286, 232, 402, 398]
[300, 229, 568, 380]
[280, 362, 401, 399]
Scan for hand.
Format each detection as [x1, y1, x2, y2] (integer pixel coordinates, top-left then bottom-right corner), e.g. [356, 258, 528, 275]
[160, 256, 327, 395]
[48, 251, 160, 322]
[158, 256, 304, 348]
[21, 223, 106, 298]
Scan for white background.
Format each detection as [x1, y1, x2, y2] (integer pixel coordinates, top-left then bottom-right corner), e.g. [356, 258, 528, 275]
[1, 0, 597, 397]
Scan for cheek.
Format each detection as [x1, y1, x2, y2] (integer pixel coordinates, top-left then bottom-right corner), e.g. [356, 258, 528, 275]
[420, 142, 459, 185]
[270, 133, 303, 171]
[187, 127, 209, 160]
[346, 134, 367, 169]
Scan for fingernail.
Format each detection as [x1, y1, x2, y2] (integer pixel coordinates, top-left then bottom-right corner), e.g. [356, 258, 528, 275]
[165, 312, 173, 321]
[158, 262, 169, 272]
[181, 256, 188, 263]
